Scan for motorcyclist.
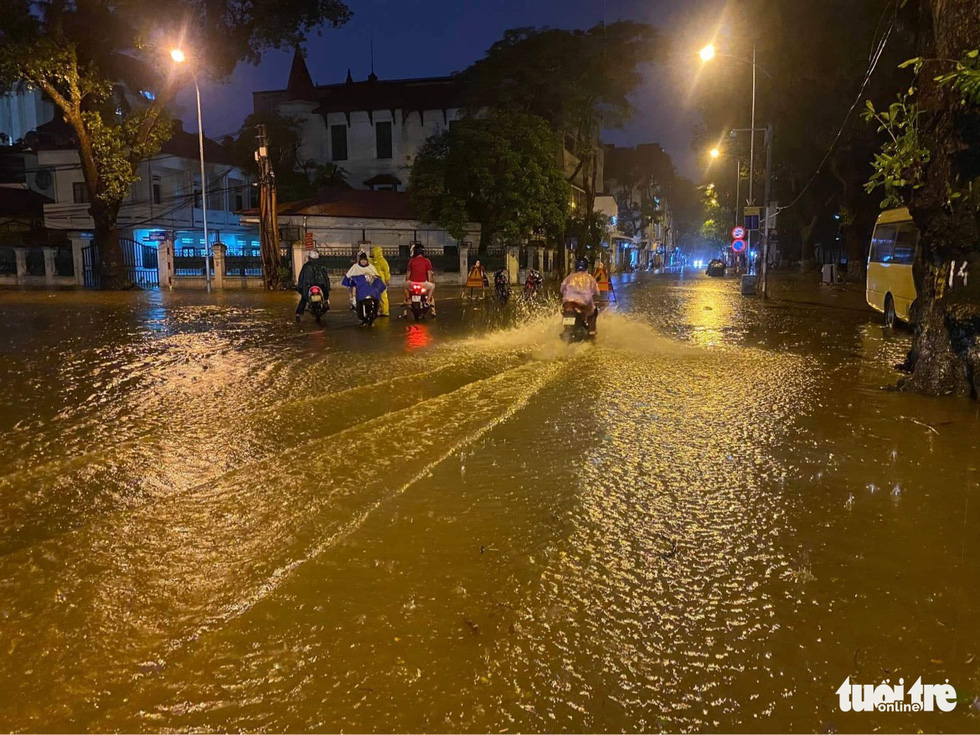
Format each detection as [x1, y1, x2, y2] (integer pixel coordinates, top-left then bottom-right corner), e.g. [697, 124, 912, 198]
[404, 243, 436, 316]
[368, 246, 391, 317]
[560, 257, 600, 335]
[295, 250, 330, 322]
[342, 250, 386, 308]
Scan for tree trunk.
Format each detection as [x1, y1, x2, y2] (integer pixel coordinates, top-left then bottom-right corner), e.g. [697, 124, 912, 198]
[843, 209, 875, 283]
[903, 0, 980, 396]
[91, 199, 128, 289]
[799, 213, 820, 270]
[478, 223, 493, 254]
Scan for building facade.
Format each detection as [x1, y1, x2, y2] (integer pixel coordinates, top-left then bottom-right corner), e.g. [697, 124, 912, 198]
[254, 50, 465, 192]
[0, 117, 256, 287]
[0, 85, 55, 146]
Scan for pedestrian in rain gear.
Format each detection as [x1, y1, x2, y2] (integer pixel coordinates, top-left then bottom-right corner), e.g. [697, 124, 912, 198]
[342, 251, 387, 305]
[295, 251, 331, 321]
[368, 246, 391, 316]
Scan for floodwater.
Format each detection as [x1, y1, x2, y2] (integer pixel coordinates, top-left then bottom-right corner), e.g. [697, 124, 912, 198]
[0, 273, 977, 733]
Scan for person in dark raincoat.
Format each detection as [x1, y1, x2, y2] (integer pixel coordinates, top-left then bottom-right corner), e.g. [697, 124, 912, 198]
[295, 250, 331, 322]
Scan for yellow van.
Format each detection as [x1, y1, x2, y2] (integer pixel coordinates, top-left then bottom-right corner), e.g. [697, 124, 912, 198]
[866, 207, 917, 326]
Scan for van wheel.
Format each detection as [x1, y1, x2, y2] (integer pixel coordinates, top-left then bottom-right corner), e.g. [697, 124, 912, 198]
[884, 294, 897, 328]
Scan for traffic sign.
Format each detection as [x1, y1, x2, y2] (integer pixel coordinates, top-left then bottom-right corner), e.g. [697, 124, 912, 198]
[731, 226, 745, 240]
[304, 231, 315, 251]
[732, 239, 746, 253]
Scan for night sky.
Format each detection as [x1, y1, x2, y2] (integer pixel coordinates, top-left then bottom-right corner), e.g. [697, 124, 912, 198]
[175, 0, 728, 179]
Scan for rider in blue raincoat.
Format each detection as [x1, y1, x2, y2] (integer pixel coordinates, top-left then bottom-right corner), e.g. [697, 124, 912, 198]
[341, 251, 387, 305]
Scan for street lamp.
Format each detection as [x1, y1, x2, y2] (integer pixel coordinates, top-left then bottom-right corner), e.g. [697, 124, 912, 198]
[709, 147, 721, 159]
[170, 47, 211, 293]
[700, 42, 774, 291]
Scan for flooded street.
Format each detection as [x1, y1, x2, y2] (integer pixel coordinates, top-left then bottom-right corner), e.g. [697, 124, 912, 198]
[0, 272, 977, 733]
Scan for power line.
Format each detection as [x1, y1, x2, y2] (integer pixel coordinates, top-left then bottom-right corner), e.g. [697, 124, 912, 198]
[772, 0, 900, 220]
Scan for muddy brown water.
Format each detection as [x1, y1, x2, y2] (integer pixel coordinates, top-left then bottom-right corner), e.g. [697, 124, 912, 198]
[0, 273, 977, 733]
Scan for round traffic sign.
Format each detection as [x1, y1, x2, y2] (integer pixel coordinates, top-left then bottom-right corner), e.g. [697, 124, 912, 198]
[731, 226, 745, 240]
[731, 239, 746, 253]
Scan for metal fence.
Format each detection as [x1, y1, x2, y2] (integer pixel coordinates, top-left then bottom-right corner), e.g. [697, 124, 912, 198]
[25, 248, 44, 276]
[0, 247, 16, 276]
[225, 249, 263, 277]
[468, 247, 505, 273]
[174, 247, 208, 277]
[54, 247, 74, 277]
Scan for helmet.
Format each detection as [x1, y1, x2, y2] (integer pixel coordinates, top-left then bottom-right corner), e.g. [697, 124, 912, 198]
[357, 250, 369, 263]
[575, 257, 589, 272]
[308, 250, 319, 260]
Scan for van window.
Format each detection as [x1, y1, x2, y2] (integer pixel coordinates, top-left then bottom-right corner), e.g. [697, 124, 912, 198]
[870, 224, 897, 263]
[892, 222, 917, 265]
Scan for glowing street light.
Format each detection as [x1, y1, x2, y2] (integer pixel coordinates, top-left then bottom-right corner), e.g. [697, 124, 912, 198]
[709, 147, 721, 159]
[169, 47, 211, 293]
[699, 44, 716, 63]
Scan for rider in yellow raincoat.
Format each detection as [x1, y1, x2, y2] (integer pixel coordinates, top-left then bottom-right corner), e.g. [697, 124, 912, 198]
[369, 246, 391, 316]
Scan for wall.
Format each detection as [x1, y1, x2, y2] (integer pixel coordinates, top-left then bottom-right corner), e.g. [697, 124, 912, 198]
[0, 87, 55, 145]
[280, 103, 462, 190]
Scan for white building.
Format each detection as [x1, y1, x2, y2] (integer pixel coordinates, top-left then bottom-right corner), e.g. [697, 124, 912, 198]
[253, 49, 466, 192]
[1, 116, 257, 287]
[0, 85, 55, 146]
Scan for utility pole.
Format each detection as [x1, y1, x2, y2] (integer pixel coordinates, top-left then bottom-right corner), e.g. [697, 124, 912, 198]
[747, 43, 757, 276]
[255, 124, 282, 290]
[761, 123, 774, 299]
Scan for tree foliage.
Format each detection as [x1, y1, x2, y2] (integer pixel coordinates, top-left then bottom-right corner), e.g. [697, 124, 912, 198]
[460, 22, 659, 226]
[0, 0, 350, 286]
[409, 110, 570, 251]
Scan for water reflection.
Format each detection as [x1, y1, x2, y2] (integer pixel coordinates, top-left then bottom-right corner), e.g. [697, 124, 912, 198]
[0, 281, 976, 733]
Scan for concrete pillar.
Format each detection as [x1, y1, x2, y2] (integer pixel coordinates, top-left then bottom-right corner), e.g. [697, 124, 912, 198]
[42, 247, 55, 285]
[13, 248, 27, 285]
[506, 245, 520, 285]
[212, 243, 226, 290]
[536, 246, 545, 274]
[458, 244, 469, 286]
[292, 241, 305, 284]
[158, 239, 174, 290]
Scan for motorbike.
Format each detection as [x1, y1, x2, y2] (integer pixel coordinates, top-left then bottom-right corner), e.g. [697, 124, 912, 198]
[406, 282, 434, 321]
[494, 270, 510, 304]
[355, 296, 379, 326]
[307, 285, 328, 323]
[561, 302, 597, 343]
[522, 269, 544, 301]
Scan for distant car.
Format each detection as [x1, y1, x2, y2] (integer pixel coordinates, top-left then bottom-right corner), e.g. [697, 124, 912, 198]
[706, 259, 726, 277]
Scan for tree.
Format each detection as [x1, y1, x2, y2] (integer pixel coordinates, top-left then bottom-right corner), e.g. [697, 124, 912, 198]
[864, 0, 980, 396]
[409, 110, 570, 252]
[0, 0, 350, 287]
[461, 22, 659, 250]
[698, 184, 732, 254]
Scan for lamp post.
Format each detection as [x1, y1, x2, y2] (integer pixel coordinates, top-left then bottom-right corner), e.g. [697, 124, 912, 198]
[170, 48, 211, 293]
[700, 43, 773, 290]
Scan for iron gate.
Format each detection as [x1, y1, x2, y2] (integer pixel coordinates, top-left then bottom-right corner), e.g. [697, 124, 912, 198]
[82, 243, 100, 287]
[82, 239, 160, 288]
